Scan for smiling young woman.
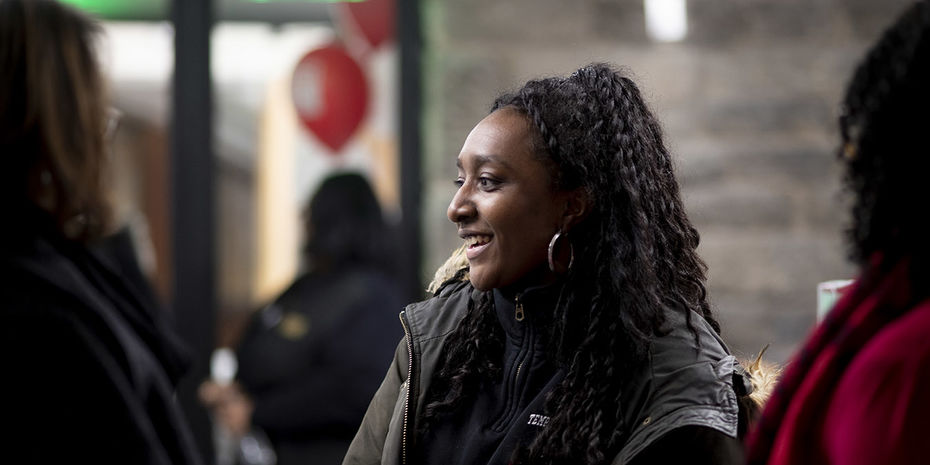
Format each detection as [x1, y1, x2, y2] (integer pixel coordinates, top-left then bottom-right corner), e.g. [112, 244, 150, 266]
[344, 64, 756, 465]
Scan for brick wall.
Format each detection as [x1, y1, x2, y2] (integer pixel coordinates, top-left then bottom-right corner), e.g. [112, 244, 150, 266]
[420, 0, 914, 362]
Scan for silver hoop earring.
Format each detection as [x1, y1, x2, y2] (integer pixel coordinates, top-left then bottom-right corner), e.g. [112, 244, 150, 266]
[548, 230, 574, 274]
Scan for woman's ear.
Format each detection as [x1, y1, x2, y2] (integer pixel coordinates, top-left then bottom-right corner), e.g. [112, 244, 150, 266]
[560, 188, 590, 232]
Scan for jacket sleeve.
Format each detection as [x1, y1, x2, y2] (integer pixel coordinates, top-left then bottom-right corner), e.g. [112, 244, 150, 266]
[343, 337, 409, 465]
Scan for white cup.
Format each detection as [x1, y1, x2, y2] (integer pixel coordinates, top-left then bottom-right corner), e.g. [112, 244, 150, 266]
[816, 279, 854, 322]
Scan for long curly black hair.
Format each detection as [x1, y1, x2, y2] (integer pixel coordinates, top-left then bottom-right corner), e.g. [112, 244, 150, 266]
[421, 63, 719, 464]
[839, 0, 930, 294]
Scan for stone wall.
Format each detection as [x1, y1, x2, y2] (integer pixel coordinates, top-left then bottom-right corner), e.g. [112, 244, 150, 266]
[420, 0, 915, 362]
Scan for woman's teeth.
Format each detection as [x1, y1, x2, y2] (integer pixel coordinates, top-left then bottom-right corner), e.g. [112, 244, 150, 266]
[465, 235, 491, 248]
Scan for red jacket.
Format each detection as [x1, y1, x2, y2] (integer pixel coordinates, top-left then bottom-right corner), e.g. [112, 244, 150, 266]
[747, 258, 930, 465]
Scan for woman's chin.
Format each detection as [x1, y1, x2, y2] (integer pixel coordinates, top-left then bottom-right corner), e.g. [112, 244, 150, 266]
[467, 269, 496, 291]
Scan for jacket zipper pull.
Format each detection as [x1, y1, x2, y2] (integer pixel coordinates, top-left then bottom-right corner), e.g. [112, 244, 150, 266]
[515, 293, 525, 321]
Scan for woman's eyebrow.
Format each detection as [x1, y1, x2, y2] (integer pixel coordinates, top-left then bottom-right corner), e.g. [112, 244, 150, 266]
[456, 153, 510, 170]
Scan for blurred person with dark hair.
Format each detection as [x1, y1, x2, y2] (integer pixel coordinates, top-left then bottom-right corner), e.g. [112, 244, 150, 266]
[0, 0, 201, 464]
[201, 172, 403, 465]
[746, 2, 930, 464]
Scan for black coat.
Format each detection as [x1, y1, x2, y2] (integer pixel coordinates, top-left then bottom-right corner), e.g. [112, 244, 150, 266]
[0, 216, 202, 465]
[236, 265, 404, 465]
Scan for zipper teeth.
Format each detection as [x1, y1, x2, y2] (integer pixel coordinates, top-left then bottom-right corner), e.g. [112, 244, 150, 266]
[400, 312, 413, 465]
[493, 292, 530, 431]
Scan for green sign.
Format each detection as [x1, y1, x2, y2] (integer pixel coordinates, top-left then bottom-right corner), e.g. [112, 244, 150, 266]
[59, 0, 365, 20]
[59, 0, 166, 19]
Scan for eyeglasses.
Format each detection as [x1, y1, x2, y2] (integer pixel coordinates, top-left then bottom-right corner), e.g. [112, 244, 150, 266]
[838, 105, 861, 160]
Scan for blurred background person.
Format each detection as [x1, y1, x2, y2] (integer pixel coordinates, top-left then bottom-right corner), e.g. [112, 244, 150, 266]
[746, 2, 930, 464]
[201, 172, 404, 465]
[0, 0, 201, 464]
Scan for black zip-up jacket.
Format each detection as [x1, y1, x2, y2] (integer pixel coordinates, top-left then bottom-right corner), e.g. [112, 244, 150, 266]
[344, 280, 750, 465]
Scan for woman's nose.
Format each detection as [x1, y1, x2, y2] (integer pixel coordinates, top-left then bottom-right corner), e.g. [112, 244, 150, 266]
[447, 188, 476, 224]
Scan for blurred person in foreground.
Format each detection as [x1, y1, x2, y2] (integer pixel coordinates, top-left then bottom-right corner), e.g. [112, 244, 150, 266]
[0, 0, 201, 464]
[344, 63, 760, 465]
[201, 172, 403, 465]
[746, 2, 930, 464]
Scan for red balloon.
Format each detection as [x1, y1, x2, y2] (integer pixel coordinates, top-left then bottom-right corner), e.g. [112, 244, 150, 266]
[340, 0, 395, 50]
[291, 44, 369, 153]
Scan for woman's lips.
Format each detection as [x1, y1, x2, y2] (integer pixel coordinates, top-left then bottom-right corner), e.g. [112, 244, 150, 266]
[464, 235, 492, 260]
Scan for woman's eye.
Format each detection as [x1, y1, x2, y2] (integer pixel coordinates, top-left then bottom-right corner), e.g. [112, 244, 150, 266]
[477, 177, 499, 189]
[453, 177, 464, 187]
